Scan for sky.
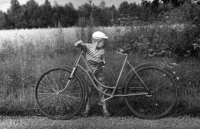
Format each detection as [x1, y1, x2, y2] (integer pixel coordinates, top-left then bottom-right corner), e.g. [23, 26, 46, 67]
[0, 0, 143, 12]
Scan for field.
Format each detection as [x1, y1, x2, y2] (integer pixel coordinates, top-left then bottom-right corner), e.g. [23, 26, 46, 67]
[0, 27, 124, 48]
[0, 25, 199, 117]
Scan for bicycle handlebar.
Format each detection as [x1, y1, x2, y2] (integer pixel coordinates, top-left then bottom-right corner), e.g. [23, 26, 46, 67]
[77, 41, 142, 55]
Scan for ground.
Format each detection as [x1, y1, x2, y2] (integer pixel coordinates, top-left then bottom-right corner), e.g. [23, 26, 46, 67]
[1, 116, 200, 129]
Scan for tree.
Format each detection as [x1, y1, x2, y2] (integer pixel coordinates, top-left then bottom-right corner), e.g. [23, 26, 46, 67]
[78, 2, 93, 19]
[128, 3, 140, 17]
[7, 0, 23, 28]
[62, 3, 78, 27]
[52, 3, 64, 27]
[100, 7, 112, 26]
[109, 5, 119, 19]
[151, 0, 159, 12]
[0, 11, 6, 29]
[10, 0, 20, 12]
[118, 1, 129, 14]
[25, 0, 40, 28]
[39, 0, 53, 27]
[140, 0, 153, 21]
[99, 0, 106, 9]
[92, 5, 111, 26]
[161, 0, 187, 7]
[3, 13, 11, 29]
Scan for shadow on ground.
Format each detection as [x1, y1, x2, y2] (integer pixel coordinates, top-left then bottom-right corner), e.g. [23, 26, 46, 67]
[0, 99, 200, 118]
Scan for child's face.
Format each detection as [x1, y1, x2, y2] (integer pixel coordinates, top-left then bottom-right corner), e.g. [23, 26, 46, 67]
[97, 39, 106, 49]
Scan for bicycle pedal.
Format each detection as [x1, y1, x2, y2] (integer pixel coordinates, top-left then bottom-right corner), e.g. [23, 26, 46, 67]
[145, 94, 152, 97]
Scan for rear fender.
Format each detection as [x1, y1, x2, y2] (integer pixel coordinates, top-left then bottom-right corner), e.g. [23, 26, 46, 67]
[121, 62, 178, 91]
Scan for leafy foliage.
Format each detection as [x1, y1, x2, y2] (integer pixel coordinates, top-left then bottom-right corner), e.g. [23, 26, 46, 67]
[0, 0, 199, 29]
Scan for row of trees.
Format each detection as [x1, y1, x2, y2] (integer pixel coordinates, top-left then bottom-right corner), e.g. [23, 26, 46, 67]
[0, 0, 199, 29]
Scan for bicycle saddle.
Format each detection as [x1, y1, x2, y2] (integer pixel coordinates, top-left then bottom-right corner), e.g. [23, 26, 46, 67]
[117, 46, 133, 54]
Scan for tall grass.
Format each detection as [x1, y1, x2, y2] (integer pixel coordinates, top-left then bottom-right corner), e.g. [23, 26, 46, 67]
[0, 24, 199, 116]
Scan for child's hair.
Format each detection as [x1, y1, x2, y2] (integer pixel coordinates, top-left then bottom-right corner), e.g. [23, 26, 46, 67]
[92, 38, 100, 44]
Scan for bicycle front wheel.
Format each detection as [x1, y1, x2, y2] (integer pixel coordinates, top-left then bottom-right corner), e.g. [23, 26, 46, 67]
[35, 67, 86, 120]
[124, 66, 177, 119]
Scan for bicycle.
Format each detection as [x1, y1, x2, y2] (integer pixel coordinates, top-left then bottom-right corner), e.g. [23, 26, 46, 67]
[35, 42, 178, 120]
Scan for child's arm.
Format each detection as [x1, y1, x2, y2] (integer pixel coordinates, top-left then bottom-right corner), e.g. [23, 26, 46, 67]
[74, 40, 86, 47]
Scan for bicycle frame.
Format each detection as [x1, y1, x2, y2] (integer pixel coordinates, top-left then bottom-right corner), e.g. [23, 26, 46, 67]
[62, 49, 149, 101]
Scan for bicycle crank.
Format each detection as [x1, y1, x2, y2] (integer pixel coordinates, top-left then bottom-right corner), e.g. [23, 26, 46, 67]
[145, 91, 153, 97]
[145, 94, 152, 97]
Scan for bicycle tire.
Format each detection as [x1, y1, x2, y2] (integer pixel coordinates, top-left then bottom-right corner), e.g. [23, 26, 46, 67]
[35, 67, 86, 120]
[124, 66, 177, 119]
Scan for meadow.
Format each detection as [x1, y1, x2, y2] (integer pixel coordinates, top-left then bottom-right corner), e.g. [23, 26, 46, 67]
[0, 24, 199, 117]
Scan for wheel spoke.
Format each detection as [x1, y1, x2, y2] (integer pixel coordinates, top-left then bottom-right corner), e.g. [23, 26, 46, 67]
[125, 66, 177, 119]
[41, 95, 59, 108]
[44, 75, 56, 91]
[48, 71, 58, 90]
[154, 76, 174, 93]
[38, 81, 56, 93]
[58, 96, 64, 113]
[65, 80, 79, 90]
[61, 95, 79, 109]
[61, 95, 72, 109]
[38, 92, 56, 102]
[35, 68, 85, 120]
[64, 94, 81, 103]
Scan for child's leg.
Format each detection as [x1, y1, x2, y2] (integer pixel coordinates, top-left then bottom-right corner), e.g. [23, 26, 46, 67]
[82, 66, 94, 117]
[99, 86, 110, 116]
[83, 86, 93, 117]
[95, 69, 110, 117]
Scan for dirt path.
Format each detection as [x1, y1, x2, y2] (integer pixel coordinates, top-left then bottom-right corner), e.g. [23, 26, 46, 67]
[0, 116, 200, 129]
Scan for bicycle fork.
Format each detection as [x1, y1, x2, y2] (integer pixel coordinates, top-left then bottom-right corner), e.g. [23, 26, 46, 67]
[59, 51, 83, 93]
[59, 67, 77, 94]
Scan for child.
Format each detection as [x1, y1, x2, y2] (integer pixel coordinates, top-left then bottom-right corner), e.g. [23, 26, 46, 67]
[74, 31, 110, 117]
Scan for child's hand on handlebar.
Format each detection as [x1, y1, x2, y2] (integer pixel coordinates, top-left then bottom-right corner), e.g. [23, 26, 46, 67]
[74, 40, 85, 47]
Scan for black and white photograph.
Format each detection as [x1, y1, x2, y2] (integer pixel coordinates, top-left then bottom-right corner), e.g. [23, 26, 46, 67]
[0, 0, 200, 128]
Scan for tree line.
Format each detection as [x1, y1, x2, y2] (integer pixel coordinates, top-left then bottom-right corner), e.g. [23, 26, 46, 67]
[0, 0, 198, 29]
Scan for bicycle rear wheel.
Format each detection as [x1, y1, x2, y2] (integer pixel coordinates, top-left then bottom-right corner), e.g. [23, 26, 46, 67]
[124, 66, 177, 119]
[35, 67, 86, 120]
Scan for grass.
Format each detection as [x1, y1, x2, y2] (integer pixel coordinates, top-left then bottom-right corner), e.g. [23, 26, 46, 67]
[0, 116, 200, 129]
[0, 24, 199, 117]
